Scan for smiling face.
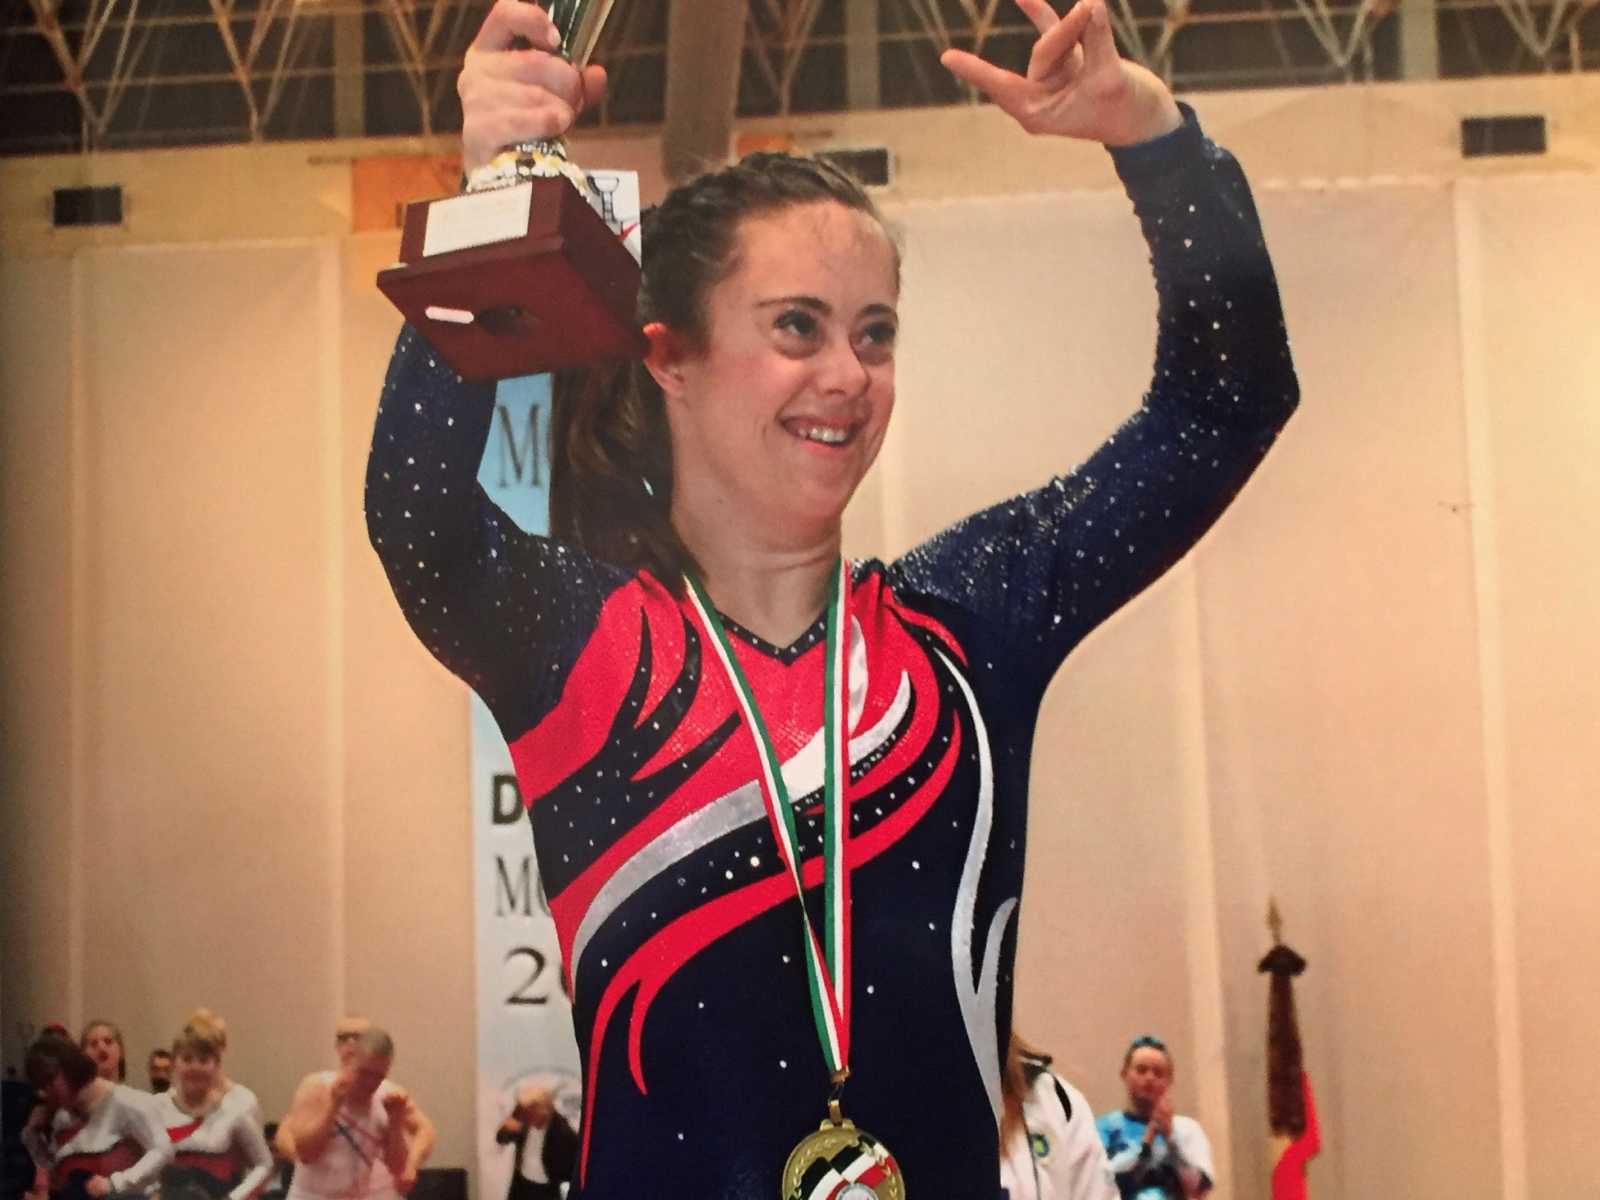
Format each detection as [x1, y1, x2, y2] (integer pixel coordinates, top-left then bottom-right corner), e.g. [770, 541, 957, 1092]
[174, 1048, 219, 1102]
[657, 200, 899, 547]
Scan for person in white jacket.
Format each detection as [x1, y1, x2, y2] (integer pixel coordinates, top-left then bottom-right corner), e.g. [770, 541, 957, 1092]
[22, 1035, 174, 1200]
[1001, 1035, 1119, 1200]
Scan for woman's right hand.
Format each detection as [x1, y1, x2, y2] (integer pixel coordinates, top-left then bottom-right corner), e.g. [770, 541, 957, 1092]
[458, 0, 609, 173]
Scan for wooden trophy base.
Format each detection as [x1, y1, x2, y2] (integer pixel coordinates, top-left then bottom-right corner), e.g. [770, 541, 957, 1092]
[376, 176, 646, 382]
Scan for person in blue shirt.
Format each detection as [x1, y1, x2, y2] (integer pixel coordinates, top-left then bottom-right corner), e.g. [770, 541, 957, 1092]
[1095, 1036, 1214, 1199]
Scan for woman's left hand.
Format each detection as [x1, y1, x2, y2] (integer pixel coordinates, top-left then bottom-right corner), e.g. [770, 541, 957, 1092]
[941, 0, 1182, 147]
[85, 1176, 112, 1198]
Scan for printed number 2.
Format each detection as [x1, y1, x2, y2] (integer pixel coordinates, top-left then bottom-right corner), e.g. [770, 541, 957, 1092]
[505, 947, 550, 1006]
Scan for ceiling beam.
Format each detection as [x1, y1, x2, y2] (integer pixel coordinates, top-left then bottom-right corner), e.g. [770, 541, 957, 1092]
[661, 0, 746, 183]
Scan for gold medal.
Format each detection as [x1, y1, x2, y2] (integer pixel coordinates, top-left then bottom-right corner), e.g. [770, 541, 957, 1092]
[781, 1114, 906, 1200]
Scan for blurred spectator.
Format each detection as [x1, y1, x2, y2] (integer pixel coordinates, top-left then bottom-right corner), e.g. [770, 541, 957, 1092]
[77, 1025, 125, 1085]
[276, 1028, 431, 1200]
[1095, 1036, 1214, 1200]
[21, 1035, 172, 1200]
[145, 1053, 172, 1096]
[494, 1085, 575, 1200]
[151, 1024, 270, 1200]
[180, 1013, 261, 1126]
[1000, 1034, 1116, 1200]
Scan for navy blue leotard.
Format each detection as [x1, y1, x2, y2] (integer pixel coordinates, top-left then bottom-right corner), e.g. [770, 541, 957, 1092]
[366, 107, 1298, 1199]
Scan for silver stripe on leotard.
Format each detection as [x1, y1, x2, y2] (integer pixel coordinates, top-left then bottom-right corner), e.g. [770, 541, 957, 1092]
[569, 618, 908, 990]
[938, 646, 1016, 1127]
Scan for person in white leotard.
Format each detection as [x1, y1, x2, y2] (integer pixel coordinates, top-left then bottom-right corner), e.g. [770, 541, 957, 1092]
[22, 1036, 173, 1200]
[152, 1024, 272, 1200]
[276, 1029, 424, 1200]
[180, 1011, 264, 1128]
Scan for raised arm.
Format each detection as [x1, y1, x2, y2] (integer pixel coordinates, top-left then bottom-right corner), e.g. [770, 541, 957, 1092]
[892, 0, 1297, 692]
[275, 1074, 340, 1165]
[367, 328, 630, 731]
[369, 5, 631, 730]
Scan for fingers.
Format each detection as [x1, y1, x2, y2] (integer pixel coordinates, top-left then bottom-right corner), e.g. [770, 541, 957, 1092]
[463, 81, 575, 145]
[580, 63, 608, 111]
[1029, 0, 1095, 80]
[939, 48, 1029, 108]
[470, 46, 587, 109]
[459, 47, 587, 163]
[473, 0, 559, 52]
[1012, 0, 1060, 36]
[1079, 0, 1122, 73]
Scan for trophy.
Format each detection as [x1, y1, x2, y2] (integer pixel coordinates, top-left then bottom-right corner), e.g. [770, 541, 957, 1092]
[376, 0, 646, 382]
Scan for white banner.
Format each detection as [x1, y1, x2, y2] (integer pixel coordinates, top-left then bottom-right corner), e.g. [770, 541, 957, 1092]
[470, 169, 641, 1200]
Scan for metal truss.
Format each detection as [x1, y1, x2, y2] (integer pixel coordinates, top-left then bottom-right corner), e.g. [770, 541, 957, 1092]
[2, 0, 1597, 155]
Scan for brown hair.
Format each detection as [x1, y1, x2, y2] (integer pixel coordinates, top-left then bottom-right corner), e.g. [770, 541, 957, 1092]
[80, 1019, 126, 1081]
[550, 152, 896, 586]
[27, 1034, 99, 1092]
[999, 1032, 1031, 1150]
[173, 1021, 226, 1061]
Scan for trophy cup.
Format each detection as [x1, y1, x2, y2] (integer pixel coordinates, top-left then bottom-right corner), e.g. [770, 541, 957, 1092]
[376, 0, 645, 382]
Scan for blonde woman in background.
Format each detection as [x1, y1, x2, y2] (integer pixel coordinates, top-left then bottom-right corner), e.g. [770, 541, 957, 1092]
[152, 1022, 272, 1200]
[183, 1010, 265, 1126]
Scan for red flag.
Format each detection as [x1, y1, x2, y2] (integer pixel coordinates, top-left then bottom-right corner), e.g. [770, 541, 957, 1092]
[1271, 1072, 1321, 1200]
[1260, 921, 1320, 1200]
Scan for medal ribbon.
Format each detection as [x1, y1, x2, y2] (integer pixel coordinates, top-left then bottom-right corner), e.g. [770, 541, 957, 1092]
[684, 559, 853, 1077]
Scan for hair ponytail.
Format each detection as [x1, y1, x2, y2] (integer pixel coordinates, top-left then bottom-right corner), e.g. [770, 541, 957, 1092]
[549, 361, 694, 585]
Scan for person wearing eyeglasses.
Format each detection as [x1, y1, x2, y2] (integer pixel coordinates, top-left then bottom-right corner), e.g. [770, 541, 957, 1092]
[1095, 1036, 1213, 1199]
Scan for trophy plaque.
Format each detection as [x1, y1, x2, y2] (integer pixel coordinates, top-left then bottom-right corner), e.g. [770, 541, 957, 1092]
[376, 0, 645, 382]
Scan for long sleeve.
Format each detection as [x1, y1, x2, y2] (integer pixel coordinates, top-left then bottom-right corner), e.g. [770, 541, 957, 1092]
[22, 1123, 51, 1172]
[889, 104, 1298, 697]
[106, 1093, 173, 1194]
[227, 1113, 275, 1200]
[366, 327, 629, 735]
[1168, 1116, 1214, 1195]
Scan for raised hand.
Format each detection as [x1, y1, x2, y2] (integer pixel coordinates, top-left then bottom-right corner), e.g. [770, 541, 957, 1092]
[940, 0, 1181, 147]
[458, 0, 610, 172]
[381, 1086, 411, 1118]
[1152, 1096, 1175, 1138]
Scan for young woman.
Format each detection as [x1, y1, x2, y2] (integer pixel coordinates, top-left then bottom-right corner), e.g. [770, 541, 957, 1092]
[182, 1009, 265, 1126]
[370, 1, 1298, 1194]
[79, 1023, 126, 1085]
[152, 1024, 273, 1200]
[22, 1036, 173, 1200]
